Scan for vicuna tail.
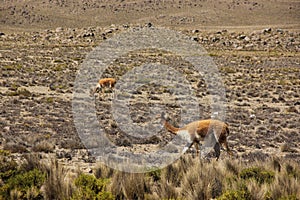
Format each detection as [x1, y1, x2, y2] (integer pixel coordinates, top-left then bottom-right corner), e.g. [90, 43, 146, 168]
[164, 121, 180, 134]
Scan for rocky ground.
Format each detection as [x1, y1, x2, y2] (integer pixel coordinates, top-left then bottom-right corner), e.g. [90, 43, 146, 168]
[1, 23, 299, 172]
[0, 0, 299, 173]
[1, 0, 299, 32]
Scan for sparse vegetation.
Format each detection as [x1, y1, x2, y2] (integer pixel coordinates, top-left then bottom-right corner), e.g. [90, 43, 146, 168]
[0, 1, 299, 200]
[32, 140, 55, 153]
[53, 64, 67, 71]
[71, 174, 114, 200]
[240, 167, 275, 184]
[3, 143, 28, 153]
[218, 187, 251, 200]
[42, 159, 74, 200]
[6, 87, 32, 97]
[0, 169, 46, 199]
[45, 97, 54, 103]
[1, 153, 299, 199]
[0, 150, 18, 181]
[221, 66, 236, 74]
[3, 65, 22, 71]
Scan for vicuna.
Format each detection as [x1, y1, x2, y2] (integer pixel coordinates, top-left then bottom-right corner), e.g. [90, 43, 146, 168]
[162, 113, 232, 160]
[93, 78, 116, 93]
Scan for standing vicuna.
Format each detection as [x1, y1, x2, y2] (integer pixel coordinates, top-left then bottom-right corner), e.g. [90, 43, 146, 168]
[93, 78, 116, 93]
[161, 113, 232, 160]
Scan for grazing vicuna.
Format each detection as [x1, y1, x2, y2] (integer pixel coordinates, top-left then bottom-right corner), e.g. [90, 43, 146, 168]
[161, 113, 232, 160]
[93, 78, 116, 93]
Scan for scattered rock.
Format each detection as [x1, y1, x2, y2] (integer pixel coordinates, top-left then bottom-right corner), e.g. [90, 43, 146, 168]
[4, 126, 10, 132]
[191, 36, 198, 41]
[286, 106, 298, 113]
[192, 29, 199, 33]
[244, 36, 250, 42]
[238, 34, 246, 40]
[145, 22, 153, 27]
[276, 29, 284, 34]
[55, 27, 63, 32]
[0, 23, 299, 167]
[263, 28, 272, 34]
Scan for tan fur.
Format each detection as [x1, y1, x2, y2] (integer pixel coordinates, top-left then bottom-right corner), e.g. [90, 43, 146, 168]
[93, 78, 116, 93]
[163, 118, 232, 159]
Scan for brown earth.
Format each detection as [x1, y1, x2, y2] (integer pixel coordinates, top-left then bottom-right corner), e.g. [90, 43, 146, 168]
[0, 0, 299, 171]
[0, 0, 300, 32]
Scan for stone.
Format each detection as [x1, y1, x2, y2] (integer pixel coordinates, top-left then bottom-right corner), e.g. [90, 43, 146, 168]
[238, 35, 246, 40]
[263, 28, 272, 33]
[244, 36, 250, 42]
[56, 27, 63, 32]
[245, 44, 254, 48]
[276, 29, 284, 33]
[191, 36, 198, 41]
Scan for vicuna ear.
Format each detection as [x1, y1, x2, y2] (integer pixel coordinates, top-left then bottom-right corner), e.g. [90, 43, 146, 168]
[94, 83, 100, 90]
[161, 112, 169, 121]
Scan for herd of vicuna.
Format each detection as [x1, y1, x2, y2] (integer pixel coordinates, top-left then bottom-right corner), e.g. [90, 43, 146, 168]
[94, 78, 232, 160]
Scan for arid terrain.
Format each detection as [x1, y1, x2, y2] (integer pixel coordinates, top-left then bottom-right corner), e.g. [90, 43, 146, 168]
[0, 0, 300, 199]
[1, 0, 300, 32]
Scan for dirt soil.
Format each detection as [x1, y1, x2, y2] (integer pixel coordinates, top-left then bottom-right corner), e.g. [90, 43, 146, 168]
[1, 0, 300, 32]
[0, 0, 299, 171]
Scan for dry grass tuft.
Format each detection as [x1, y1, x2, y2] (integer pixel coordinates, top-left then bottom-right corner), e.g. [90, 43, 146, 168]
[1, 152, 299, 199]
[93, 156, 300, 199]
[42, 159, 74, 200]
[110, 171, 149, 200]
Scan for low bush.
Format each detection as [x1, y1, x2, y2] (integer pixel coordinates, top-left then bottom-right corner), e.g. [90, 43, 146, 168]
[218, 189, 251, 200]
[71, 174, 114, 200]
[240, 167, 275, 184]
[0, 169, 45, 199]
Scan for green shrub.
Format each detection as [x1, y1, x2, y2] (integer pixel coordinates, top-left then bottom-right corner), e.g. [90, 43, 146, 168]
[147, 167, 161, 182]
[240, 167, 275, 184]
[0, 150, 11, 156]
[218, 189, 251, 200]
[71, 174, 114, 200]
[53, 64, 66, 71]
[278, 194, 298, 200]
[0, 169, 45, 199]
[0, 151, 18, 181]
[0, 169, 18, 183]
[3, 65, 22, 70]
[45, 97, 54, 103]
[218, 185, 251, 200]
